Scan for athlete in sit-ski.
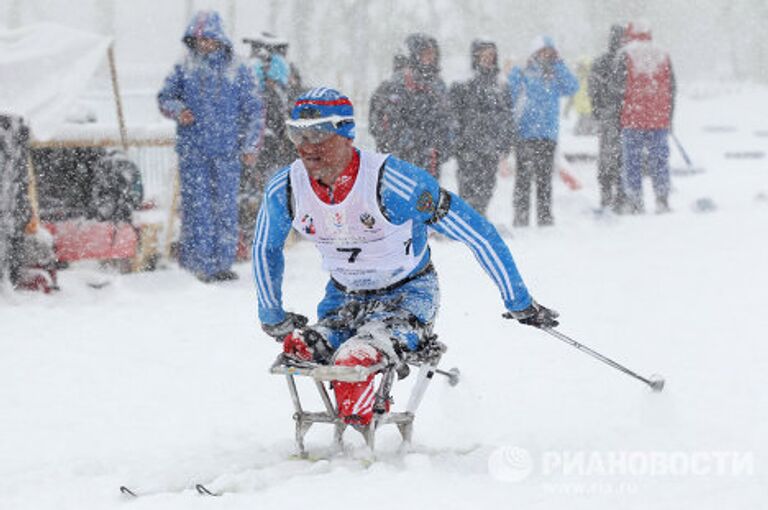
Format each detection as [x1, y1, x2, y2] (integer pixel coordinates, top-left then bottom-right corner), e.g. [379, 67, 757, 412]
[253, 87, 559, 426]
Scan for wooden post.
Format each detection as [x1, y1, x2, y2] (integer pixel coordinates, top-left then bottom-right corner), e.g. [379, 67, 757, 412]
[107, 44, 129, 152]
[163, 166, 180, 259]
[25, 154, 40, 235]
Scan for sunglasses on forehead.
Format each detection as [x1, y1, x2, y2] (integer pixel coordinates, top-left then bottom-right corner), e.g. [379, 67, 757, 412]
[285, 115, 354, 145]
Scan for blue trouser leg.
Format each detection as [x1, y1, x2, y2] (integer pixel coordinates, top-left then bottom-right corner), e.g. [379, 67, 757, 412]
[210, 155, 242, 273]
[622, 128, 645, 210]
[646, 129, 670, 200]
[178, 151, 216, 276]
[316, 271, 440, 351]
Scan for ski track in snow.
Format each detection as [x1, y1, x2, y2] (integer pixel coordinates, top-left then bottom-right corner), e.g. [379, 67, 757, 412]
[2, 86, 768, 509]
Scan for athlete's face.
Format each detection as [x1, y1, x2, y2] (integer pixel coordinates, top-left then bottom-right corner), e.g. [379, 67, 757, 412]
[296, 134, 354, 185]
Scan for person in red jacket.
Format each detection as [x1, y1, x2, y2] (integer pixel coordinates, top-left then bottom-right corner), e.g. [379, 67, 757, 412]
[614, 22, 676, 214]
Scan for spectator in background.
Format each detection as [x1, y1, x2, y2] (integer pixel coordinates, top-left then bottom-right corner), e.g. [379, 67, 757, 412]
[158, 10, 263, 282]
[239, 36, 296, 259]
[614, 22, 676, 214]
[565, 57, 597, 136]
[508, 36, 578, 226]
[369, 53, 409, 153]
[449, 39, 515, 216]
[589, 24, 626, 213]
[374, 33, 452, 179]
[286, 62, 306, 104]
[243, 32, 307, 103]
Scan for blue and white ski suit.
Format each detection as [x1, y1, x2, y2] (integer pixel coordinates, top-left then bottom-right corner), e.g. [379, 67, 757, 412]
[158, 11, 263, 277]
[253, 150, 532, 350]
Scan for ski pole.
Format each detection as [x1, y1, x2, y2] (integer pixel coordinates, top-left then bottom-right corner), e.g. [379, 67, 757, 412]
[671, 132, 693, 167]
[539, 327, 665, 392]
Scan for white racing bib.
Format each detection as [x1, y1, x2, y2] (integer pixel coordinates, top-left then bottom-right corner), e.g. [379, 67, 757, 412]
[290, 150, 421, 290]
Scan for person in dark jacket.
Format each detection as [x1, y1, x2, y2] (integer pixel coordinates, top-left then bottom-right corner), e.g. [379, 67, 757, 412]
[588, 24, 626, 212]
[508, 36, 578, 226]
[158, 11, 264, 281]
[449, 40, 514, 216]
[613, 22, 676, 214]
[369, 53, 409, 153]
[374, 34, 452, 179]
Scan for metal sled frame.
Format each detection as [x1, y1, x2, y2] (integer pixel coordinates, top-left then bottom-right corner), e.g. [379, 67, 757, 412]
[270, 340, 447, 456]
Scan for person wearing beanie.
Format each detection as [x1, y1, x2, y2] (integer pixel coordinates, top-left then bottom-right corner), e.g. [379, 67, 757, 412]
[369, 52, 409, 153]
[449, 39, 515, 216]
[508, 36, 578, 227]
[589, 24, 627, 213]
[253, 87, 558, 427]
[370, 33, 453, 178]
[158, 10, 264, 282]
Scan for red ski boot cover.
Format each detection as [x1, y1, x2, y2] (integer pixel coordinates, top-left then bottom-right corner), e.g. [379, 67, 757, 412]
[333, 341, 387, 425]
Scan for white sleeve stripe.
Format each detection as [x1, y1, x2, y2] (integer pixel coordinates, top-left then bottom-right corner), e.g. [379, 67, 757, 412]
[382, 181, 410, 201]
[251, 212, 267, 303]
[267, 169, 288, 192]
[385, 165, 417, 188]
[384, 166, 416, 192]
[268, 179, 287, 199]
[252, 207, 270, 306]
[265, 169, 289, 195]
[253, 172, 287, 307]
[382, 175, 411, 200]
[442, 214, 513, 302]
[441, 218, 509, 302]
[255, 169, 289, 309]
[259, 209, 279, 306]
[446, 211, 515, 300]
[254, 172, 287, 307]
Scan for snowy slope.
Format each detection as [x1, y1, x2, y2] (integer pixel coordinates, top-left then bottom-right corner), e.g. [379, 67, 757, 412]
[1, 84, 767, 509]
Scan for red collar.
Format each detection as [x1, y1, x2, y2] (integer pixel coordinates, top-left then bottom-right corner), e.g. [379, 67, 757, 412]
[309, 149, 360, 204]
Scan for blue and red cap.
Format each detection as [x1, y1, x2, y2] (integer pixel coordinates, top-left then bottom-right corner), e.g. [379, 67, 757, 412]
[289, 87, 355, 140]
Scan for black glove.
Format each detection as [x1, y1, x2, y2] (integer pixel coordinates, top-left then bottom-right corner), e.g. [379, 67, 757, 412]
[262, 312, 308, 340]
[503, 301, 559, 328]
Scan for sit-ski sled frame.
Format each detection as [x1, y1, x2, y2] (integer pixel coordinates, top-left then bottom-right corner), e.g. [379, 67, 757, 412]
[270, 338, 459, 457]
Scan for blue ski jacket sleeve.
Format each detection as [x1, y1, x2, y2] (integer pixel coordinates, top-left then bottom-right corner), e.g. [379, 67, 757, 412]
[253, 155, 533, 325]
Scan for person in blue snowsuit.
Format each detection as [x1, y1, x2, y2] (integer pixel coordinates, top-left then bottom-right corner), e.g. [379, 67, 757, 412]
[253, 87, 559, 426]
[508, 36, 578, 226]
[158, 11, 263, 282]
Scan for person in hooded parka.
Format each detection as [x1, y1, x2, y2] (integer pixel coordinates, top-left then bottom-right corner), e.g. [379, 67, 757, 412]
[158, 11, 264, 282]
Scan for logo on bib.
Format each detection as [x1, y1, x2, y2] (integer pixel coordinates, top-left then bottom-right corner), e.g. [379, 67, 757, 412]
[300, 214, 316, 235]
[332, 211, 344, 228]
[360, 212, 376, 229]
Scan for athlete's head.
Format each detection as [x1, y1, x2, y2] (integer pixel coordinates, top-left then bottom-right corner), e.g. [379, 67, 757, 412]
[286, 88, 355, 144]
[286, 87, 356, 183]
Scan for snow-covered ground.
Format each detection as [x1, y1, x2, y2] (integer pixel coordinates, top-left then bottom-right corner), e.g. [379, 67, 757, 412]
[2, 84, 767, 509]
